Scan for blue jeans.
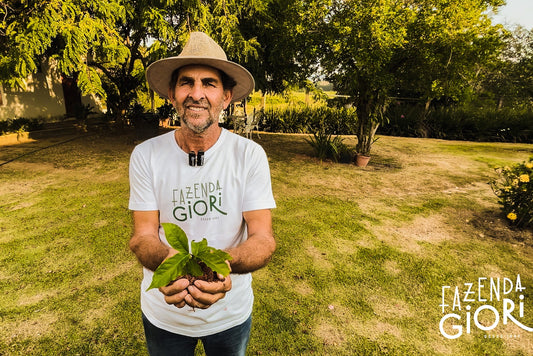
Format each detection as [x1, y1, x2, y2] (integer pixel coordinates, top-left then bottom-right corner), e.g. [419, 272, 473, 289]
[142, 313, 252, 356]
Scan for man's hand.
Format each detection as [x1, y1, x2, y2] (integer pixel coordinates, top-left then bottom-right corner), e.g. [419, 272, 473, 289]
[158, 249, 189, 308]
[159, 278, 190, 308]
[184, 274, 232, 309]
[160, 260, 232, 309]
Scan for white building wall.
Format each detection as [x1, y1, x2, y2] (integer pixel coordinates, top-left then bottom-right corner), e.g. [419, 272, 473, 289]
[0, 61, 103, 121]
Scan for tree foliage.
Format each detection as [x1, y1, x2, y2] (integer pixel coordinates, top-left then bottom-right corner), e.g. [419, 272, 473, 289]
[239, 0, 329, 94]
[393, 0, 507, 105]
[476, 26, 533, 108]
[319, 0, 507, 155]
[321, 0, 415, 154]
[0, 0, 126, 98]
[0, 0, 264, 119]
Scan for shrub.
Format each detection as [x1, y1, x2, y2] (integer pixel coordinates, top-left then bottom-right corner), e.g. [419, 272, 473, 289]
[0, 118, 44, 135]
[259, 107, 357, 134]
[382, 104, 533, 143]
[490, 157, 533, 229]
[0, 119, 11, 134]
[427, 107, 533, 143]
[305, 129, 354, 163]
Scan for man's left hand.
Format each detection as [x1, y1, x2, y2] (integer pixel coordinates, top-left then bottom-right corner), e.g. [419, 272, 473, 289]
[185, 274, 232, 309]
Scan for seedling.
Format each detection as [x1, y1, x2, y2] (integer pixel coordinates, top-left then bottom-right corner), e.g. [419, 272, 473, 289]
[147, 223, 232, 290]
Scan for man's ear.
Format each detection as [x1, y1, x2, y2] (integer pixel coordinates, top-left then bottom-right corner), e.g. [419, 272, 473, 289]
[168, 87, 175, 102]
[223, 89, 233, 109]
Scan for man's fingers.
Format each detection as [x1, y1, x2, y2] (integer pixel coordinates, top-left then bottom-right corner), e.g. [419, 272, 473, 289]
[159, 278, 190, 308]
[173, 300, 187, 308]
[187, 284, 226, 306]
[193, 276, 232, 293]
[159, 278, 190, 295]
[163, 288, 189, 307]
[184, 293, 212, 309]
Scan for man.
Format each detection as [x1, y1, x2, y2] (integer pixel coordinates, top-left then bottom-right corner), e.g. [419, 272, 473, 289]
[128, 32, 276, 356]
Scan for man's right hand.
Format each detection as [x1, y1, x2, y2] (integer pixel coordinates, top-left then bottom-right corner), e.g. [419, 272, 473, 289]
[159, 278, 191, 308]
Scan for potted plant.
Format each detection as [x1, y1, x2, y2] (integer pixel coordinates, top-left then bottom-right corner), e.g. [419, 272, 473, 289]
[354, 112, 381, 167]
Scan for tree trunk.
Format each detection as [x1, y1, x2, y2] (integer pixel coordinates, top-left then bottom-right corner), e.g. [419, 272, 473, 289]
[355, 93, 375, 156]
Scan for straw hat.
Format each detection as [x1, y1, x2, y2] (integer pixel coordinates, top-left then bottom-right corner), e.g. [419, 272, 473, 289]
[145, 32, 255, 102]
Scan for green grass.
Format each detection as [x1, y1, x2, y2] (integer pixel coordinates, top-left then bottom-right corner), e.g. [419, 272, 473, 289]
[0, 131, 532, 355]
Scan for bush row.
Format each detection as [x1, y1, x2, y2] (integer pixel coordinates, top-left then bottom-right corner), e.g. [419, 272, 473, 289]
[0, 118, 44, 135]
[381, 105, 533, 143]
[256, 105, 533, 144]
[257, 106, 357, 135]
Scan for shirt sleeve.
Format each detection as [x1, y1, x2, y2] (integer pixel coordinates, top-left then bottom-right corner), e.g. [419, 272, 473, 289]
[242, 145, 276, 212]
[129, 144, 159, 211]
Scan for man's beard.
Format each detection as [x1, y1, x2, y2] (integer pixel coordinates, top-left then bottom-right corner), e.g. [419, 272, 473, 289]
[179, 98, 223, 134]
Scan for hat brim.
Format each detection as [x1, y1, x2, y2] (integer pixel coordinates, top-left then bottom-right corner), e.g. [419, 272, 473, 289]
[145, 57, 255, 103]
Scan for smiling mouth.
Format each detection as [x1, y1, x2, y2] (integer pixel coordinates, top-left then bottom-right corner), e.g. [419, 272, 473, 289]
[186, 106, 208, 112]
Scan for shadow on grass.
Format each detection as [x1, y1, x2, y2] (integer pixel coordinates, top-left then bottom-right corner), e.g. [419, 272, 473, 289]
[470, 209, 533, 246]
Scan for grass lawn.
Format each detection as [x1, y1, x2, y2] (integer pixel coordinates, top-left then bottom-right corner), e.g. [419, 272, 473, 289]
[0, 130, 532, 355]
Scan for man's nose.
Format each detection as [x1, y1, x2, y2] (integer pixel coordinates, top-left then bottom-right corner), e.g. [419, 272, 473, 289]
[188, 82, 205, 101]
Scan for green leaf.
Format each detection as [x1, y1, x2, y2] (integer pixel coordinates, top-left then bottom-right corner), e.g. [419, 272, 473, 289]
[196, 245, 232, 277]
[185, 257, 204, 277]
[147, 253, 190, 290]
[161, 223, 188, 253]
[190, 238, 208, 257]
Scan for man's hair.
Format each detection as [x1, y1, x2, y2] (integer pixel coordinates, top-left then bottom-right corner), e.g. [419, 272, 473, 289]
[168, 66, 237, 99]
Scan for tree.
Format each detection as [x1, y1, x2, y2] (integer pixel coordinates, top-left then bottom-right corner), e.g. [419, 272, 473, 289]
[101, 0, 263, 119]
[476, 26, 533, 108]
[320, 0, 506, 155]
[321, 0, 414, 155]
[392, 0, 506, 113]
[239, 0, 329, 94]
[0, 0, 126, 98]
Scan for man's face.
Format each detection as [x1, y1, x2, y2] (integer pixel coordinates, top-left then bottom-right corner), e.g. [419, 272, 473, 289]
[169, 65, 233, 134]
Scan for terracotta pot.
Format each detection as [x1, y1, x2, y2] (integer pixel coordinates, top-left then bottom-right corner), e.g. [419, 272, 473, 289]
[355, 154, 371, 167]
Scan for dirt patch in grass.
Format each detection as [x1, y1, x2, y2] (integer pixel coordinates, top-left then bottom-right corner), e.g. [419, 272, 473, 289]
[305, 244, 334, 270]
[383, 260, 402, 276]
[294, 280, 314, 296]
[389, 214, 455, 245]
[0, 312, 59, 340]
[315, 319, 346, 346]
[356, 237, 379, 250]
[368, 295, 413, 319]
[499, 323, 533, 355]
[14, 290, 60, 307]
[89, 260, 137, 286]
[346, 317, 403, 342]
[314, 302, 405, 349]
[331, 237, 361, 254]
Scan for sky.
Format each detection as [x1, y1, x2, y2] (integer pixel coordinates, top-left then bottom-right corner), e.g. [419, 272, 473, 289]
[490, 0, 533, 29]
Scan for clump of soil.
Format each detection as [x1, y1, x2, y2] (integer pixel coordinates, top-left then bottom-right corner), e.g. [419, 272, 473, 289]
[185, 262, 222, 284]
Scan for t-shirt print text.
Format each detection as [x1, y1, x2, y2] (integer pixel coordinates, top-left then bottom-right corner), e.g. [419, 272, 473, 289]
[172, 180, 227, 221]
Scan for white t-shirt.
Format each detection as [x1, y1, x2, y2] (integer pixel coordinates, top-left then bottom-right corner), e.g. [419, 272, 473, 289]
[128, 128, 276, 337]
